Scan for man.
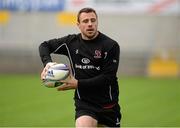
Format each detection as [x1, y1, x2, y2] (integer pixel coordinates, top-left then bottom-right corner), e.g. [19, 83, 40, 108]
[39, 7, 121, 127]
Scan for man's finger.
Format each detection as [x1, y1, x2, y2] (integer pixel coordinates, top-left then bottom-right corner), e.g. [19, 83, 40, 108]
[60, 80, 68, 84]
[57, 84, 69, 91]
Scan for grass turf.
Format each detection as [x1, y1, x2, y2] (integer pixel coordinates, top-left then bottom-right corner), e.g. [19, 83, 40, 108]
[0, 74, 179, 127]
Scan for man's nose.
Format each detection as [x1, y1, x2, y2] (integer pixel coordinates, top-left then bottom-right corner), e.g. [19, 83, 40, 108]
[88, 21, 92, 26]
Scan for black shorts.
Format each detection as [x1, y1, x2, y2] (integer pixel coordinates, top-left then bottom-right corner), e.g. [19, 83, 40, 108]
[75, 99, 122, 127]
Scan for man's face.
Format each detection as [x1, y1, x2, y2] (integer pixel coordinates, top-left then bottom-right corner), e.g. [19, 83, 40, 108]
[77, 12, 98, 40]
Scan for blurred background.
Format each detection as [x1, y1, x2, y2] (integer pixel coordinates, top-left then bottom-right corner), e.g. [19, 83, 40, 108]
[0, 0, 179, 76]
[0, 0, 180, 127]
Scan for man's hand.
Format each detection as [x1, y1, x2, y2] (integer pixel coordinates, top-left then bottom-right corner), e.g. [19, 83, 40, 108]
[57, 75, 78, 91]
[40, 62, 57, 80]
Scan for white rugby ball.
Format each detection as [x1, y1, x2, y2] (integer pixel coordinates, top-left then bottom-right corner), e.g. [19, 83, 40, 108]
[43, 63, 70, 88]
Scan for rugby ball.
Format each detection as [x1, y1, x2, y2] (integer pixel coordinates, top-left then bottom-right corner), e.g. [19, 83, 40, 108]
[43, 63, 70, 88]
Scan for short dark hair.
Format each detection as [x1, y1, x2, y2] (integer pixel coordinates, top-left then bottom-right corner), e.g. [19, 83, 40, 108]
[77, 7, 97, 23]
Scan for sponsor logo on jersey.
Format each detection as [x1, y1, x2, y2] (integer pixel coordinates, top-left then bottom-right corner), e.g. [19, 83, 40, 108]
[75, 64, 100, 70]
[81, 58, 90, 64]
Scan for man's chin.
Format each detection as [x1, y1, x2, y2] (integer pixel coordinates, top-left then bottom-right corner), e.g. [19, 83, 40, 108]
[82, 31, 98, 40]
[87, 35, 95, 39]
[86, 32, 98, 39]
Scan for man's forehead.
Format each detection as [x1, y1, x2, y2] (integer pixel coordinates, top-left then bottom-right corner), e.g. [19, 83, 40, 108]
[79, 12, 97, 20]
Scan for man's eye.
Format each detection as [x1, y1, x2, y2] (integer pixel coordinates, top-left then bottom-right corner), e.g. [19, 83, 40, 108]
[91, 18, 96, 22]
[83, 19, 89, 23]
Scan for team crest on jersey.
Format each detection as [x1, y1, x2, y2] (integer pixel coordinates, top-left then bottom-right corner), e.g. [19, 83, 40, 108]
[94, 50, 102, 59]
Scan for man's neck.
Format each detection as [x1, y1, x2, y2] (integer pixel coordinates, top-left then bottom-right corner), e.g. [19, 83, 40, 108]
[82, 31, 99, 40]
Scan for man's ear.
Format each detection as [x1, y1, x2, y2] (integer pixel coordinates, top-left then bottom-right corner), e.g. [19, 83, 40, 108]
[76, 22, 79, 27]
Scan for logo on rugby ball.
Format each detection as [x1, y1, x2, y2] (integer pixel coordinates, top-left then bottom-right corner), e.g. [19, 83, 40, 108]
[47, 70, 54, 77]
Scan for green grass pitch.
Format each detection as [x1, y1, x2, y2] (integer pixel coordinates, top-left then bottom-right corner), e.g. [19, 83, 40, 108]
[0, 74, 180, 127]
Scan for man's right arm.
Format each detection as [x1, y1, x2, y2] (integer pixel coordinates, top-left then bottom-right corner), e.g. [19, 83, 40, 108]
[39, 35, 76, 80]
[39, 34, 76, 66]
[39, 38, 60, 67]
[39, 38, 62, 80]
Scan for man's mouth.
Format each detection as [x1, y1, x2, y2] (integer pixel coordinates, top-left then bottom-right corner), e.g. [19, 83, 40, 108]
[87, 29, 94, 32]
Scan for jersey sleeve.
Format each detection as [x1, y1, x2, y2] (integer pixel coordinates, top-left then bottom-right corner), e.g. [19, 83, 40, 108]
[39, 35, 74, 67]
[78, 43, 120, 88]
